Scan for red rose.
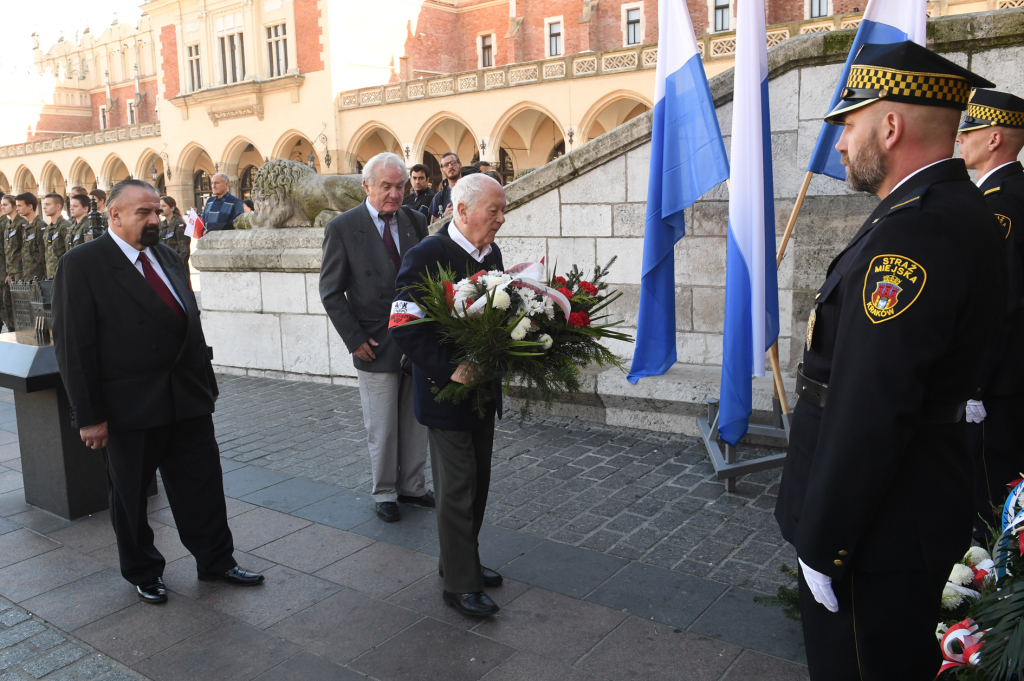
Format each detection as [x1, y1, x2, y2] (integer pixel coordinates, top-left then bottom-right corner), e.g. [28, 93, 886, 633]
[556, 287, 573, 300]
[578, 281, 598, 296]
[552, 276, 567, 286]
[568, 311, 591, 327]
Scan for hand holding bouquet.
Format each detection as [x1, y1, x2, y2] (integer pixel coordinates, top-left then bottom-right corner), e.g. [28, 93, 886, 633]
[401, 257, 633, 421]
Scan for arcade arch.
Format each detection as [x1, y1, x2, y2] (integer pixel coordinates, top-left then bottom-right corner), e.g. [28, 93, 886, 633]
[135, 151, 167, 195]
[100, 153, 130, 189]
[13, 166, 37, 195]
[68, 158, 97, 191]
[39, 162, 65, 196]
[272, 131, 320, 173]
[490, 104, 566, 179]
[0, 173, 9, 195]
[348, 122, 403, 173]
[416, 114, 479, 176]
[579, 91, 651, 142]
[221, 137, 264, 199]
[178, 143, 216, 212]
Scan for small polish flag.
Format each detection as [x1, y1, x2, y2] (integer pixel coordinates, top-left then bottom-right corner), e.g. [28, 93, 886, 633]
[185, 209, 205, 238]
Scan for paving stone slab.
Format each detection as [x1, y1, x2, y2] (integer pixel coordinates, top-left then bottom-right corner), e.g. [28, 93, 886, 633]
[251, 524, 373, 573]
[689, 587, 807, 665]
[313, 542, 436, 599]
[221, 467, 293, 499]
[500, 541, 628, 599]
[290, 491, 378, 531]
[239, 478, 340, 514]
[197, 565, 340, 629]
[20, 569, 138, 632]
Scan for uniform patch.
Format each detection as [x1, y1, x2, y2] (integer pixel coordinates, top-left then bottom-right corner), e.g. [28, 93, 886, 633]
[996, 213, 1012, 239]
[862, 254, 926, 324]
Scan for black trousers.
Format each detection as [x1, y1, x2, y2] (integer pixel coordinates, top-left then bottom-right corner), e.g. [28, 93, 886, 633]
[427, 413, 495, 594]
[799, 565, 947, 680]
[967, 392, 1024, 541]
[104, 414, 236, 585]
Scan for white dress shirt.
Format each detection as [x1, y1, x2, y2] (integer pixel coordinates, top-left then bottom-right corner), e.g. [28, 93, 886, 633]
[365, 199, 402, 254]
[449, 218, 493, 263]
[108, 228, 184, 308]
[976, 161, 1016, 188]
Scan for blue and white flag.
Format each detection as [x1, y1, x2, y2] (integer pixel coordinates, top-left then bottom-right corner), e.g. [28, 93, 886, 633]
[627, 0, 729, 383]
[718, 0, 779, 446]
[807, 0, 927, 180]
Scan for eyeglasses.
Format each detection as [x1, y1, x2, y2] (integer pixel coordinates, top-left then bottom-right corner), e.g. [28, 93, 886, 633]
[441, 160, 461, 169]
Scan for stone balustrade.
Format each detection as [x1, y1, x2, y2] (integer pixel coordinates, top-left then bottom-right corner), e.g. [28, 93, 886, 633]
[1, 122, 161, 160]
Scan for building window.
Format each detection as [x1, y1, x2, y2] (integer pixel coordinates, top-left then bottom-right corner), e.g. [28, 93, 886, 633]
[127, 101, 136, 125]
[714, 0, 730, 32]
[193, 170, 211, 213]
[627, 8, 641, 45]
[99, 105, 107, 130]
[810, 0, 829, 18]
[220, 32, 246, 83]
[266, 24, 288, 77]
[187, 45, 202, 91]
[546, 19, 563, 57]
[481, 35, 493, 68]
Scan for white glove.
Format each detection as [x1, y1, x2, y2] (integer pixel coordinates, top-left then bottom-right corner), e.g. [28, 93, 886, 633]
[799, 557, 838, 613]
[966, 400, 987, 424]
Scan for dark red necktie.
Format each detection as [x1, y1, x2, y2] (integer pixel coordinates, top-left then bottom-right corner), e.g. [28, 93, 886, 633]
[379, 214, 401, 270]
[139, 252, 185, 322]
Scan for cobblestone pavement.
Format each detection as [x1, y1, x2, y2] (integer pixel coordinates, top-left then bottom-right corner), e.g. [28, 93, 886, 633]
[0, 598, 146, 681]
[214, 375, 797, 595]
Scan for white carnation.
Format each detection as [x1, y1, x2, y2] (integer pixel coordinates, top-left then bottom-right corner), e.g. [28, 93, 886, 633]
[492, 288, 511, 310]
[484, 274, 507, 289]
[457, 280, 478, 298]
[539, 334, 553, 350]
[949, 563, 974, 587]
[941, 584, 964, 610]
[965, 547, 992, 567]
[510, 317, 531, 341]
[936, 622, 949, 641]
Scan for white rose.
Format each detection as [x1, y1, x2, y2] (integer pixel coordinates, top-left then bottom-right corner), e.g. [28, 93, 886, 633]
[539, 334, 553, 350]
[936, 622, 949, 641]
[948, 564, 974, 587]
[458, 280, 478, 298]
[941, 584, 964, 610]
[492, 288, 511, 310]
[965, 547, 992, 567]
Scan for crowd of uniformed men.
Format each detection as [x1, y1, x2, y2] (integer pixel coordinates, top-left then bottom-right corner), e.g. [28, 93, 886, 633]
[0, 187, 190, 331]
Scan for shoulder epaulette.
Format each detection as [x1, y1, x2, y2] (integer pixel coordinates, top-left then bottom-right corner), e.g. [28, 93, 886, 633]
[886, 185, 931, 216]
[984, 186, 1001, 195]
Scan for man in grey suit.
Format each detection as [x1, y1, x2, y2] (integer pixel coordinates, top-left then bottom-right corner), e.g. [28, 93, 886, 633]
[319, 152, 432, 522]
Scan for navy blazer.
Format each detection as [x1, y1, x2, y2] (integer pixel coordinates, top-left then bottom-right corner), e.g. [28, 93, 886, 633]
[390, 224, 503, 430]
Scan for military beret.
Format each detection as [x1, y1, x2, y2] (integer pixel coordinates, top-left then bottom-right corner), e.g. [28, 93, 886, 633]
[825, 41, 995, 125]
[959, 88, 1024, 132]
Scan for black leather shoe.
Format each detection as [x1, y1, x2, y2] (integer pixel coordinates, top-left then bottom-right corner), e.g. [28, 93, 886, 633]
[443, 591, 499, 617]
[376, 502, 401, 522]
[439, 565, 503, 588]
[198, 566, 265, 585]
[137, 577, 167, 604]
[398, 491, 435, 508]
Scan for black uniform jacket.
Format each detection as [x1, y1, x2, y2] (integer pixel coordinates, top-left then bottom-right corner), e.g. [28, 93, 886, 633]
[978, 161, 1024, 396]
[52, 232, 218, 432]
[775, 159, 1007, 580]
[389, 224, 503, 431]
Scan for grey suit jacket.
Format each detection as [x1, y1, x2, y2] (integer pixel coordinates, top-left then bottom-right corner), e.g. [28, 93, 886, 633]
[319, 202, 425, 372]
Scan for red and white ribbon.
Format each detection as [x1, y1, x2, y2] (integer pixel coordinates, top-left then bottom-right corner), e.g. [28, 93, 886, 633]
[459, 261, 571, 319]
[938, 619, 985, 675]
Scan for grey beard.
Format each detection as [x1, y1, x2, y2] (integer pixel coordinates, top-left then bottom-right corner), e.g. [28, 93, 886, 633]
[842, 141, 888, 195]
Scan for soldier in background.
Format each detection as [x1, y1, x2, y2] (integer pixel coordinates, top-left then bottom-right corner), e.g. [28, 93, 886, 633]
[66, 194, 90, 250]
[955, 89, 1024, 541]
[4, 195, 25, 291]
[16, 194, 47, 281]
[0, 197, 12, 330]
[89, 188, 108, 222]
[41, 193, 69, 279]
[158, 196, 190, 270]
[69, 186, 88, 219]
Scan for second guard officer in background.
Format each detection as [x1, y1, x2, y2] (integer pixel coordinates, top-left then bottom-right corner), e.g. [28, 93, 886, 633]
[41, 193, 69, 279]
[774, 42, 1007, 680]
[956, 88, 1024, 541]
[16, 194, 47, 281]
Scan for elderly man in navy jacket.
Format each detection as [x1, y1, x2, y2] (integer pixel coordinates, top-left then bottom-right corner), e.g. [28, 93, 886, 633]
[390, 173, 506, 617]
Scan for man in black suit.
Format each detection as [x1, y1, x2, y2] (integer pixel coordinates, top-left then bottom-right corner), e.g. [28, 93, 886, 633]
[52, 178, 263, 605]
[320, 153, 432, 523]
[390, 173, 507, 618]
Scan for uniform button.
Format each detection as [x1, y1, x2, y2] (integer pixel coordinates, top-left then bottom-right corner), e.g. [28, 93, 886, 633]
[838, 550, 848, 556]
[834, 559, 843, 566]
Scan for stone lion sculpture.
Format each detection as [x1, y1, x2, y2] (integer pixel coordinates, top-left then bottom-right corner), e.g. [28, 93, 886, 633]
[236, 159, 365, 229]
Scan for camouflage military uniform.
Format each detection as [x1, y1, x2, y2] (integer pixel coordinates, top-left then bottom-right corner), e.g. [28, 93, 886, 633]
[4, 214, 25, 284]
[65, 217, 83, 251]
[44, 217, 69, 279]
[21, 215, 47, 281]
[0, 216, 10, 330]
[160, 215, 191, 270]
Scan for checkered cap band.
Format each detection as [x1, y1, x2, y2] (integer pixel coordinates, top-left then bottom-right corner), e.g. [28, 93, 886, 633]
[847, 66, 971, 105]
[965, 102, 1024, 128]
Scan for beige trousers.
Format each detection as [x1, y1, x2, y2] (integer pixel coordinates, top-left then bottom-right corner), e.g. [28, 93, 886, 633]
[356, 369, 429, 502]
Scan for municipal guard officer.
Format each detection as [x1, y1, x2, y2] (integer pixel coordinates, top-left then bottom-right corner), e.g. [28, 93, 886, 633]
[774, 42, 1007, 680]
[956, 89, 1024, 541]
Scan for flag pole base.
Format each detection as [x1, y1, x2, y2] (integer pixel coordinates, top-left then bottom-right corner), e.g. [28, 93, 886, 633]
[697, 398, 789, 492]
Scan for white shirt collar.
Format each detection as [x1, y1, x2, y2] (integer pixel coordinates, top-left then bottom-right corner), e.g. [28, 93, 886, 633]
[889, 158, 952, 195]
[108, 227, 151, 266]
[449, 219, 492, 263]
[365, 199, 392, 222]
[976, 161, 1016, 188]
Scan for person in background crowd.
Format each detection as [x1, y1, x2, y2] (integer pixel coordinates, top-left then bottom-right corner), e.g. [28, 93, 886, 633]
[460, 166, 481, 179]
[202, 173, 244, 232]
[66, 194, 91, 250]
[159, 196, 191, 270]
[2, 195, 23, 294]
[403, 164, 435, 215]
[0, 197, 11, 330]
[243, 199, 254, 213]
[69, 186, 88, 219]
[955, 88, 1024, 543]
[474, 161, 492, 174]
[774, 42, 1005, 679]
[484, 170, 502, 185]
[320, 152, 432, 524]
[41, 193, 69, 279]
[429, 152, 462, 223]
[15, 193, 46, 281]
[89, 188, 107, 217]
